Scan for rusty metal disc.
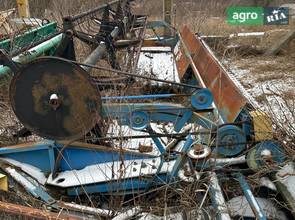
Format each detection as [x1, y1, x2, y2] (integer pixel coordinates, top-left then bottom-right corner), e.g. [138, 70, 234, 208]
[10, 57, 101, 140]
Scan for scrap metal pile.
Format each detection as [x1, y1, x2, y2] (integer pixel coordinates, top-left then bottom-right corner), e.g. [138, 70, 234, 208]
[0, 1, 294, 219]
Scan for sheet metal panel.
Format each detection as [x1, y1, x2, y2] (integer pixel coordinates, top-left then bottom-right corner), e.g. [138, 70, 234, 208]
[174, 26, 248, 122]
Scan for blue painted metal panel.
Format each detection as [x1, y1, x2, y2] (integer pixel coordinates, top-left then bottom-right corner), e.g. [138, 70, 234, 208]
[67, 174, 169, 195]
[58, 147, 154, 171]
[0, 141, 155, 173]
[0, 142, 54, 173]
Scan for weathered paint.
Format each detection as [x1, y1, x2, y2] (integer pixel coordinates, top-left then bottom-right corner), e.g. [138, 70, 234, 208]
[174, 26, 248, 122]
[0, 22, 57, 54]
[10, 57, 101, 140]
[0, 33, 63, 77]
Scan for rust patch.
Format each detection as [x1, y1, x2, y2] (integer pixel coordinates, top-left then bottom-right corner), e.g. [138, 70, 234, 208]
[174, 26, 249, 122]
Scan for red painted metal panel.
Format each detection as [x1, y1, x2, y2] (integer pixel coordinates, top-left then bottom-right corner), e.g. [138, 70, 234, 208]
[174, 26, 248, 122]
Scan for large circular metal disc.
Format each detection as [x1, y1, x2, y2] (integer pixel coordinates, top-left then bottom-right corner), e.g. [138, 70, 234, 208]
[10, 57, 101, 140]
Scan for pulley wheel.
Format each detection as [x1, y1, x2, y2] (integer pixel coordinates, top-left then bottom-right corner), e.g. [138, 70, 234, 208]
[10, 57, 101, 140]
[215, 125, 246, 156]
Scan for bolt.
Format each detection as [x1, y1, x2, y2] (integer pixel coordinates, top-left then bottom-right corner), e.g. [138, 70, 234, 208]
[49, 93, 60, 110]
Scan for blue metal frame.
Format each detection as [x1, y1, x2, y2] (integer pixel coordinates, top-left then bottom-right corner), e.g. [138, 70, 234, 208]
[0, 141, 155, 174]
[234, 173, 267, 220]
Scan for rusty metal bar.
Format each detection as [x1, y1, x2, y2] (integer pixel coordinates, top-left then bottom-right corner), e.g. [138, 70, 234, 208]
[64, 0, 119, 25]
[0, 201, 81, 220]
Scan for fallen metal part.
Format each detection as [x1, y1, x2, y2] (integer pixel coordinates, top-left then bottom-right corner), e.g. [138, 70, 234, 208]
[275, 162, 295, 217]
[208, 172, 231, 220]
[178, 162, 200, 182]
[112, 207, 141, 220]
[137, 212, 184, 220]
[259, 177, 277, 191]
[58, 201, 114, 218]
[0, 158, 47, 185]
[209, 155, 246, 166]
[227, 196, 287, 220]
[0, 201, 80, 220]
[200, 32, 265, 40]
[3, 166, 56, 206]
[137, 210, 211, 220]
[229, 32, 265, 38]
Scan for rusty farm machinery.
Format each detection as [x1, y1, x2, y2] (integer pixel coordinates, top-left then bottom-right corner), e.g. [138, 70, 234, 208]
[0, 1, 293, 219]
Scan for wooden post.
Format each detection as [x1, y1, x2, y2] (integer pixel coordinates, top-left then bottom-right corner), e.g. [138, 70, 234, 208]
[163, 0, 172, 36]
[16, 0, 30, 18]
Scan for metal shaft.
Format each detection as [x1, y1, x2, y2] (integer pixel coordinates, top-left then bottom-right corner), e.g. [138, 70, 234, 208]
[235, 173, 267, 220]
[82, 27, 119, 72]
[209, 172, 231, 220]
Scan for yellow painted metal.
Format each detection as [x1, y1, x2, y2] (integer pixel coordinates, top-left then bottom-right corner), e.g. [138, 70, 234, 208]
[16, 0, 30, 18]
[250, 111, 273, 141]
[0, 173, 8, 191]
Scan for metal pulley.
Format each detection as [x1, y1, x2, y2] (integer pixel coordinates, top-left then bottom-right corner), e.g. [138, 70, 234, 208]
[10, 57, 102, 140]
[215, 125, 246, 156]
[187, 143, 211, 160]
[247, 141, 286, 171]
[129, 111, 149, 130]
[191, 88, 213, 110]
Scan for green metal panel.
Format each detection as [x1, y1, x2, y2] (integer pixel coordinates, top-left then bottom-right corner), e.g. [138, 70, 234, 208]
[0, 22, 57, 53]
[0, 33, 63, 77]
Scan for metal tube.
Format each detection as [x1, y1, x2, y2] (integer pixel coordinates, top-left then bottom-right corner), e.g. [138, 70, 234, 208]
[82, 27, 119, 72]
[235, 173, 267, 220]
[209, 172, 231, 220]
[0, 33, 63, 76]
[68, 0, 119, 23]
[82, 41, 107, 72]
